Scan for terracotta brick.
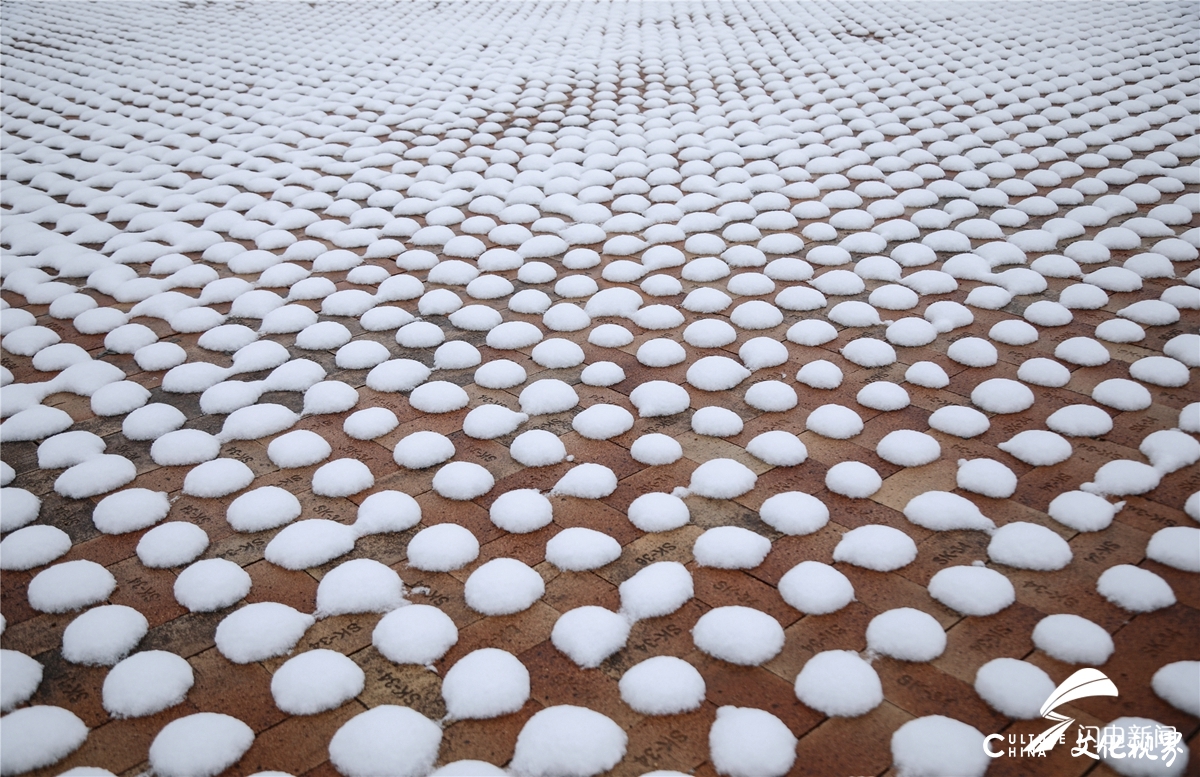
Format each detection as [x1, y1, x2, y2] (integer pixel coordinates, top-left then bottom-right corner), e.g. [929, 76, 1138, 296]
[188, 646, 286, 733]
[353, 647, 445, 718]
[293, 614, 376, 659]
[438, 700, 540, 768]
[875, 655, 1008, 734]
[600, 599, 710, 680]
[764, 601, 875, 683]
[27, 649, 109, 726]
[689, 651, 823, 739]
[593, 525, 702, 587]
[244, 560, 319, 613]
[415, 491, 504, 547]
[931, 603, 1043, 685]
[617, 702, 716, 776]
[690, 564, 798, 628]
[840, 564, 961, 628]
[791, 700, 913, 777]
[521, 639, 640, 726]
[402, 571, 481, 630]
[235, 702, 367, 776]
[438, 601, 558, 670]
[750, 526, 847, 588]
[900, 530, 992, 589]
[24, 702, 200, 777]
[543, 570, 620, 614]
[107, 556, 188, 628]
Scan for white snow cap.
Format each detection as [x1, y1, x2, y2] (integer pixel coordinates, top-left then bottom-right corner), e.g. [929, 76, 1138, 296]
[329, 706, 442, 777]
[708, 706, 797, 777]
[891, 716, 988, 777]
[794, 650, 883, 717]
[692, 606, 784, 666]
[148, 713, 254, 777]
[619, 656, 706, 716]
[551, 606, 630, 669]
[510, 705, 627, 777]
[442, 649, 530, 720]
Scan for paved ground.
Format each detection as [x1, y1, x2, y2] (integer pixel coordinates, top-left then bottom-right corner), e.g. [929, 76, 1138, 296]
[1, 2, 1198, 776]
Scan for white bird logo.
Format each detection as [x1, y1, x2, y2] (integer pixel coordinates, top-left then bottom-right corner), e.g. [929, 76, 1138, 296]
[1024, 668, 1119, 755]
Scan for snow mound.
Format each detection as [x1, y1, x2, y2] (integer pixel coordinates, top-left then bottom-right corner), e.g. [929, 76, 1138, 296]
[998, 430, 1072, 466]
[928, 566, 1014, 616]
[680, 458, 757, 499]
[974, 658, 1055, 719]
[227, 487, 301, 533]
[271, 649, 364, 715]
[510, 430, 567, 467]
[510, 706, 627, 777]
[1153, 662, 1200, 718]
[628, 492, 689, 532]
[876, 430, 940, 467]
[693, 527, 771, 569]
[0, 650, 42, 713]
[443, 648, 530, 720]
[866, 608, 946, 662]
[182, 458, 254, 498]
[1146, 526, 1200, 572]
[794, 650, 882, 717]
[490, 489, 553, 533]
[62, 604, 147, 666]
[971, 378, 1034, 413]
[1032, 614, 1114, 665]
[174, 558, 251, 612]
[551, 606, 630, 668]
[825, 461, 881, 498]
[149, 713, 254, 777]
[267, 430, 331, 468]
[465, 558, 544, 615]
[619, 656, 706, 716]
[329, 706, 442, 777]
[957, 458, 1017, 499]
[987, 522, 1072, 571]
[708, 706, 797, 777]
[833, 525, 916, 571]
[0, 706, 88, 775]
[551, 463, 617, 499]
[1048, 491, 1123, 532]
[265, 520, 357, 570]
[215, 602, 315, 663]
[758, 492, 829, 536]
[545, 528, 621, 572]
[315, 559, 406, 617]
[432, 461, 495, 500]
[903, 492, 994, 532]
[373, 604, 461, 665]
[0, 524, 71, 571]
[93, 488, 171, 535]
[619, 562, 693, 620]
[779, 561, 854, 615]
[103, 650, 194, 718]
[746, 431, 807, 466]
[630, 433, 683, 465]
[28, 560, 116, 613]
[693, 606, 784, 666]
[805, 404, 863, 439]
[394, 431, 456, 469]
[891, 716, 988, 777]
[407, 524, 479, 572]
[1097, 565, 1175, 613]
